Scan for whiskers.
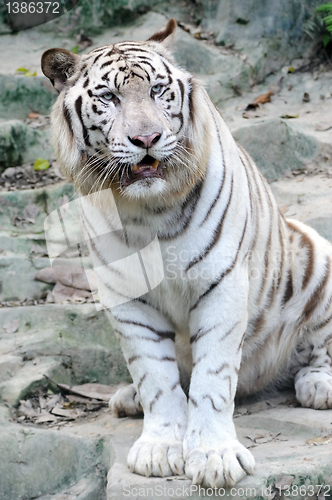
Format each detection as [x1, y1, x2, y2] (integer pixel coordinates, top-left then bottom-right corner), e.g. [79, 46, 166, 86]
[68, 136, 205, 204]
[165, 141, 205, 180]
[71, 149, 127, 200]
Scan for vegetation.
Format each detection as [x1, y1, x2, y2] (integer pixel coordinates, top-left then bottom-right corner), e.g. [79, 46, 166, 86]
[304, 2, 332, 49]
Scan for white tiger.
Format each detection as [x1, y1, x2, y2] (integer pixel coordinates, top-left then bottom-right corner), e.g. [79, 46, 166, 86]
[41, 19, 332, 488]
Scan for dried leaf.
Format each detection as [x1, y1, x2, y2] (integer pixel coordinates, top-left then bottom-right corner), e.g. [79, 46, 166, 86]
[33, 158, 50, 171]
[306, 434, 332, 445]
[57, 382, 120, 401]
[28, 112, 39, 119]
[51, 403, 79, 419]
[3, 318, 20, 333]
[252, 90, 274, 105]
[315, 122, 332, 131]
[16, 67, 37, 77]
[280, 114, 299, 119]
[35, 413, 58, 424]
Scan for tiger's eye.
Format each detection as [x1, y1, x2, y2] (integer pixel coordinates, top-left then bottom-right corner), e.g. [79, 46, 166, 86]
[101, 92, 115, 101]
[151, 84, 162, 94]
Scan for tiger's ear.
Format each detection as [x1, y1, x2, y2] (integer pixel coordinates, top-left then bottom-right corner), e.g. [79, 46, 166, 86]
[147, 18, 177, 48]
[41, 48, 80, 92]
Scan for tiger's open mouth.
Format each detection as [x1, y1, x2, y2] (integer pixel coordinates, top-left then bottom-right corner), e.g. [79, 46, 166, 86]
[121, 155, 165, 187]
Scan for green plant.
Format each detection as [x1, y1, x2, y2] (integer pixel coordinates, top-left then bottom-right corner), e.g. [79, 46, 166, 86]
[304, 3, 332, 48]
[316, 3, 332, 46]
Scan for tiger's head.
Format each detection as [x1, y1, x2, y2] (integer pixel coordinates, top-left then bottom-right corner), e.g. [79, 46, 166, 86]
[41, 19, 211, 207]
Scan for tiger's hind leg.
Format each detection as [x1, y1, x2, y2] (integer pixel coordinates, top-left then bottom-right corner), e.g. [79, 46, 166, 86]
[295, 343, 332, 410]
[110, 384, 143, 417]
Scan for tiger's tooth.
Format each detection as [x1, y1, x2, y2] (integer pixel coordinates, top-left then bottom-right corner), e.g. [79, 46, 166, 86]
[152, 159, 159, 170]
[132, 165, 138, 172]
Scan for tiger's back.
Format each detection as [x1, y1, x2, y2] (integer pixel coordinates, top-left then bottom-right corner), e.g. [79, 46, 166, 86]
[41, 19, 332, 488]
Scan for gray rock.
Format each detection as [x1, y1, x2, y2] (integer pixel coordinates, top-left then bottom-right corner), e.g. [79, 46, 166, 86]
[270, 175, 332, 243]
[0, 75, 56, 120]
[198, 0, 322, 78]
[232, 118, 319, 180]
[0, 119, 53, 172]
[0, 304, 130, 406]
[0, 421, 110, 500]
[0, 120, 54, 172]
[106, 396, 332, 499]
[0, 182, 74, 233]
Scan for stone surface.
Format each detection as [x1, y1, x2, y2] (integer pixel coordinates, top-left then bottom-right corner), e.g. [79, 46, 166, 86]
[106, 391, 332, 499]
[198, 0, 322, 80]
[0, 304, 130, 406]
[0, 119, 53, 171]
[0, 75, 56, 120]
[232, 118, 319, 180]
[0, 182, 74, 233]
[270, 175, 332, 242]
[0, 420, 110, 500]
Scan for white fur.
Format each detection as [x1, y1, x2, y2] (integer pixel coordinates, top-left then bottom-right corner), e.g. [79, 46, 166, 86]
[46, 25, 332, 488]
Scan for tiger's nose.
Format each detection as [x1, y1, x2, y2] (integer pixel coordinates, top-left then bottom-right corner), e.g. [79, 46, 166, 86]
[129, 133, 161, 149]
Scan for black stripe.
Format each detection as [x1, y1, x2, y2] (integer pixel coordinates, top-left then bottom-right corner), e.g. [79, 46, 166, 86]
[113, 317, 175, 340]
[159, 180, 204, 240]
[93, 52, 104, 65]
[207, 362, 229, 375]
[149, 389, 163, 412]
[137, 373, 147, 391]
[75, 95, 92, 147]
[203, 394, 226, 411]
[63, 102, 74, 137]
[100, 60, 113, 69]
[190, 325, 215, 344]
[92, 104, 103, 115]
[199, 166, 225, 227]
[303, 257, 331, 320]
[171, 112, 183, 132]
[190, 216, 248, 311]
[187, 176, 233, 270]
[177, 78, 184, 111]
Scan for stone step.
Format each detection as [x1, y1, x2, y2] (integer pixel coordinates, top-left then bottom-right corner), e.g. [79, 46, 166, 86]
[0, 231, 47, 256]
[270, 175, 332, 242]
[106, 393, 332, 499]
[0, 256, 93, 301]
[0, 75, 56, 120]
[0, 119, 53, 171]
[0, 416, 110, 500]
[0, 304, 129, 406]
[0, 182, 74, 234]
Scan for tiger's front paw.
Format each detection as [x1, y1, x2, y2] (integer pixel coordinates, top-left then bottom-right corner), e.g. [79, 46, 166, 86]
[127, 436, 184, 477]
[184, 440, 255, 488]
[295, 369, 332, 409]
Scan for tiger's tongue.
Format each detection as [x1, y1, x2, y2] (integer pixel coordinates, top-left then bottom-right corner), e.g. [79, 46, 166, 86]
[132, 157, 159, 172]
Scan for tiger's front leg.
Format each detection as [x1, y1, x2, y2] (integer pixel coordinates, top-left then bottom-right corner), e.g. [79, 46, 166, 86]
[108, 301, 188, 477]
[183, 274, 255, 487]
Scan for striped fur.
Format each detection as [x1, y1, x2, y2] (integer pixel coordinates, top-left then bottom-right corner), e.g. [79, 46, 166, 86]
[42, 19, 332, 488]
